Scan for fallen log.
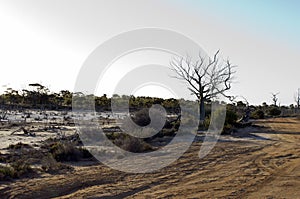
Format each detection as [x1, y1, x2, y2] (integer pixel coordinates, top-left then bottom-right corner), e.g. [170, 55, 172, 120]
[11, 127, 36, 136]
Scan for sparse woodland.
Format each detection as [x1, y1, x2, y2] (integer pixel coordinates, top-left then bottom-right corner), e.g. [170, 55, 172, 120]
[1, 83, 300, 129]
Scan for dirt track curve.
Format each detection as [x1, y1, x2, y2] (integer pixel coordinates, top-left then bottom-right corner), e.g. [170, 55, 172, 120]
[0, 117, 299, 198]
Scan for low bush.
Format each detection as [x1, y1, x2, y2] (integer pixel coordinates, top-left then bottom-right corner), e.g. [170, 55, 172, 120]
[222, 124, 236, 135]
[251, 109, 265, 119]
[8, 142, 33, 150]
[0, 165, 15, 181]
[10, 160, 33, 177]
[199, 107, 237, 133]
[132, 108, 151, 126]
[197, 117, 210, 131]
[170, 120, 180, 130]
[131, 107, 166, 128]
[41, 154, 73, 174]
[0, 160, 33, 181]
[225, 109, 238, 125]
[113, 134, 153, 153]
[267, 107, 281, 116]
[49, 142, 93, 162]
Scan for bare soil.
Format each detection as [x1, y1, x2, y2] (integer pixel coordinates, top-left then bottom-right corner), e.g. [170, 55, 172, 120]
[0, 117, 299, 199]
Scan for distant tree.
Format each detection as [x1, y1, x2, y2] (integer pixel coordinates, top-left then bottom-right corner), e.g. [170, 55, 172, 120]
[271, 92, 279, 106]
[60, 90, 72, 106]
[170, 50, 236, 123]
[112, 94, 120, 98]
[262, 102, 268, 107]
[236, 101, 247, 107]
[28, 83, 49, 108]
[29, 83, 47, 94]
[294, 88, 300, 109]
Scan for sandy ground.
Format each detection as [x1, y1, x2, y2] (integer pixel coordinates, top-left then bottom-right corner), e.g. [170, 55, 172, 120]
[0, 117, 299, 199]
[0, 125, 76, 151]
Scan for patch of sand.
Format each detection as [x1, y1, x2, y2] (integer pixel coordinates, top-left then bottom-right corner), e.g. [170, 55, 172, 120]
[0, 118, 299, 198]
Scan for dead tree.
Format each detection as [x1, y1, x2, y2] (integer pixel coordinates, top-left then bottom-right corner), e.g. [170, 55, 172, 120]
[294, 89, 300, 109]
[271, 92, 279, 106]
[170, 50, 236, 123]
[236, 96, 250, 123]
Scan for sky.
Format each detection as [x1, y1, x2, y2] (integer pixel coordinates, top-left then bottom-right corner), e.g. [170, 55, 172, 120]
[0, 0, 299, 105]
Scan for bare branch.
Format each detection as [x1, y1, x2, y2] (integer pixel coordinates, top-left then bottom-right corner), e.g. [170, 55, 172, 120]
[170, 50, 235, 103]
[294, 88, 300, 108]
[271, 92, 280, 106]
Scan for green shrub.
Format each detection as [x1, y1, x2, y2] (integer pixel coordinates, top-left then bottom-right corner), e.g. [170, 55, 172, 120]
[198, 116, 210, 130]
[222, 124, 236, 135]
[251, 109, 265, 119]
[132, 108, 151, 126]
[131, 107, 166, 127]
[0, 160, 33, 181]
[170, 120, 180, 130]
[78, 147, 93, 159]
[0, 165, 15, 180]
[225, 109, 238, 125]
[267, 107, 281, 116]
[198, 107, 236, 132]
[10, 160, 33, 177]
[105, 132, 120, 140]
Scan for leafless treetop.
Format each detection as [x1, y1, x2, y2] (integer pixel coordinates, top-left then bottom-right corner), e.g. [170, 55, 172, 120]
[170, 50, 236, 101]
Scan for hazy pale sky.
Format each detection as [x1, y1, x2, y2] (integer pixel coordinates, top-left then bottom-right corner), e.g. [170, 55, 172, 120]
[0, 0, 299, 105]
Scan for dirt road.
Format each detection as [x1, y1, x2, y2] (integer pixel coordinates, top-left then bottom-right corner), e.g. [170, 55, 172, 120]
[1, 118, 299, 198]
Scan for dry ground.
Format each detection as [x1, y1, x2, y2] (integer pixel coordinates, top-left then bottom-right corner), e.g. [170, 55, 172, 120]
[0, 117, 299, 199]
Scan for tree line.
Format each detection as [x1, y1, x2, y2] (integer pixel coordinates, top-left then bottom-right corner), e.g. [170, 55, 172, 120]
[0, 83, 181, 113]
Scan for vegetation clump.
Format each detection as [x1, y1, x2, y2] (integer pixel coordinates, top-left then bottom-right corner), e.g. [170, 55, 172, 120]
[251, 109, 265, 119]
[41, 154, 73, 174]
[200, 105, 238, 134]
[267, 107, 281, 116]
[113, 133, 153, 153]
[0, 160, 34, 181]
[48, 141, 93, 162]
[132, 108, 151, 126]
[8, 142, 33, 150]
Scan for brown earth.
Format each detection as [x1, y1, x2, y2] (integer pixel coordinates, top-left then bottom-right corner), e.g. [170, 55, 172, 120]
[0, 117, 299, 199]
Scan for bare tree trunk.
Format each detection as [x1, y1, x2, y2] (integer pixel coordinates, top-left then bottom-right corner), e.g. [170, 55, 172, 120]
[170, 50, 235, 128]
[199, 98, 205, 123]
[297, 89, 300, 110]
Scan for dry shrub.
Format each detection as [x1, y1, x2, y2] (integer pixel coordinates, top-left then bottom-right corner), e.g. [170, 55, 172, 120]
[0, 160, 34, 181]
[113, 133, 153, 153]
[49, 141, 93, 162]
[41, 154, 73, 174]
[8, 142, 33, 150]
[0, 165, 15, 181]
